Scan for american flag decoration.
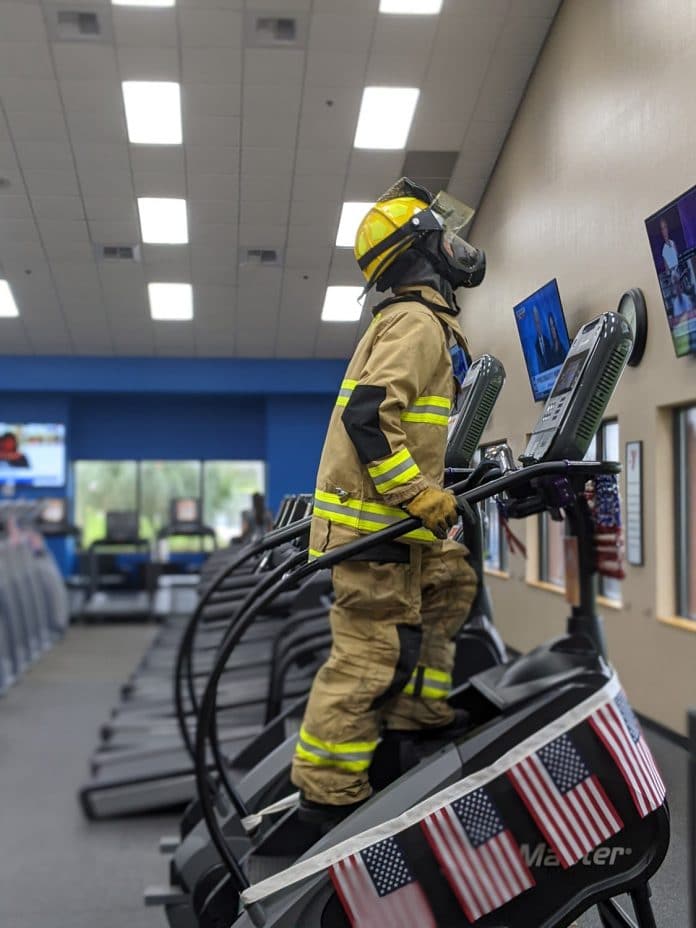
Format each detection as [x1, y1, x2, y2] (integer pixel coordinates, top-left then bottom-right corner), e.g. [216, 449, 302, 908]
[585, 474, 626, 579]
[590, 690, 666, 817]
[330, 835, 436, 928]
[508, 732, 624, 869]
[421, 787, 534, 923]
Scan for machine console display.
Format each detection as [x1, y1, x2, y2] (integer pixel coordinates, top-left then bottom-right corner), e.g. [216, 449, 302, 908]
[522, 312, 633, 464]
[446, 355, 506, 468]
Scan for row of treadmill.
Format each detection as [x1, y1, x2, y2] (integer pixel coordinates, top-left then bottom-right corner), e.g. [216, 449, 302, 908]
[79, 310, 670, 928]
[0, 501, 70, 695]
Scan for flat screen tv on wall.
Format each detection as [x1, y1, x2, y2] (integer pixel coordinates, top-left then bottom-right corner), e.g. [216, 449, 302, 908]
[513, 278, 571, 402]
[645, 183, 696, 357]
[0, 423, 66, 487]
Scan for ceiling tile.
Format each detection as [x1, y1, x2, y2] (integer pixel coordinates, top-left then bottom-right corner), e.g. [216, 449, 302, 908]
[66, 109, 127, 144]
[182, 47, 243, 83]
[0, 3, 46, 41]
[31, 195, 84, 220]
[0, 321, 31, 352]
[112, 7, 178, 47]
[116, 45, 180, 81]
[187, 145, 240, 175]
[89, 219, 140, 244]
[43, 240, 95, 262]
[304, 49, 368, 88]
[190, 259, 237, 285]
[78, 169, 134, 201]
[179, 9, 243, 47]
[129, 145, 185, 175]
[0, 194, 33, 221]
[184, 112, 241, 147]
[6, 109, 70, 142]
[309, 13, 375, 53]
[132, 170, 186, 198]
[52, 43, 119, 82]
[239, 173, 291, 203]
[14, 139, 74, 172]
[141, 244, 189, 264]
[83, 196, 138, 223]
[73, 142, 131, 174]
[0, 42, 53, 79]
[499, 14, 556, 55]
[187, 171, 237, 200]
[244, 49, 305, 86]
[297, 85, 362, 150]
[294, 146, 351, 177]
[182, 82, 242, 118]
[189, 199, 238, 224]
[0, 78, 62, 112]
[24, 168, 80, 198]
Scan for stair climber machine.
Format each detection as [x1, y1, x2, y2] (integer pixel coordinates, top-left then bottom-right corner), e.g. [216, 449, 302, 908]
[145, 355, 509, 927]
[182, 314, 670, 928]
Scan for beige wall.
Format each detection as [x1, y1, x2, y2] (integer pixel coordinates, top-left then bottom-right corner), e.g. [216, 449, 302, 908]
[458, 0, 696, 733]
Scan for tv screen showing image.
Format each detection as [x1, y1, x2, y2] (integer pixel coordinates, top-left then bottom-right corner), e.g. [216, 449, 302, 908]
[0, 423, 66, 487]
[645, 183, 696, 357]
[513, 279, 571, 402]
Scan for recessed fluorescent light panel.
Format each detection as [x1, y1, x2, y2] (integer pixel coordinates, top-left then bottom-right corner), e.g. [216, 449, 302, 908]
[122, 81, 182, 144]
[336, 202, 371, 248]
[113, 0, 175, 6]
[321, 286, 364, 322]
[354, 87, 419, 149]
[148, 282, 193, 321]
[138, 198, 188, 244]
[380, 0, 442, 12]
[0, 281, 19, 317]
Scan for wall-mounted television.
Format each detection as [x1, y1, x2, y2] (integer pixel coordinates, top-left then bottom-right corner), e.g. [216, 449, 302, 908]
[170, 497, 201, 526]
[513, 278, 571, 402]
[0, 423, 66, 487]
[645, 183, 696, 357]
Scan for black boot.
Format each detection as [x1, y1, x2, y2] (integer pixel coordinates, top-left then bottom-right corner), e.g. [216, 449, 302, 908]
[298, 796, 366, 833]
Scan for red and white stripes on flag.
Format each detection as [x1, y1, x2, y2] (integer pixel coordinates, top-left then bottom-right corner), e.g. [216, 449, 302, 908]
[330, 836, 436, 928]
[508, 732, 624, 869]
[421, 789, 535, 923]
[589, 692, 667, 818]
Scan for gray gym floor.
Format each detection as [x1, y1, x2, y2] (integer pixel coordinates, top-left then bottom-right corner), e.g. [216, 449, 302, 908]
[0, 625, 689, 927]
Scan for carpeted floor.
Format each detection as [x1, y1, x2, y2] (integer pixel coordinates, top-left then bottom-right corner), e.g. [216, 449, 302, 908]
[0, 624, 690, 927]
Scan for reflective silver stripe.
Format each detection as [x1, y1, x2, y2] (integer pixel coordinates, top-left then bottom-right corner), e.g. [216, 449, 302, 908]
[423, 676, 450, 692]
[338, 387, 353, 400]
[372, 454, 417, 486]
[297, 735, 374, 764]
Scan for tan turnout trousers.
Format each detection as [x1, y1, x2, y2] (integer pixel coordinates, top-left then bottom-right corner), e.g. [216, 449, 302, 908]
[291, 538, 477, 805]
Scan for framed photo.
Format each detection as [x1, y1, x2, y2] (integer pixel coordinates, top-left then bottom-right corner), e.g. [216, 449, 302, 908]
[625, 441, 643, 566]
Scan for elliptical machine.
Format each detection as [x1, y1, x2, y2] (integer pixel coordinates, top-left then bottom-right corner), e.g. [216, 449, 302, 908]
[190, 312, 669, 928]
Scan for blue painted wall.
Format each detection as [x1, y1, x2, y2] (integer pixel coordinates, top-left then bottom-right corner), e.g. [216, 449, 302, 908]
[0, 357, 346, 538]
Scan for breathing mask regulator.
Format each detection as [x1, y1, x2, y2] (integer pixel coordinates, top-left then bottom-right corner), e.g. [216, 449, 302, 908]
[356, 178, 487, 300]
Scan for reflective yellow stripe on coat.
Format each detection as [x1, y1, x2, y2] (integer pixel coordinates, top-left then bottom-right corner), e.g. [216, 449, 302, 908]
[313, 489, 436, 543]
[294, 725, 378, 772]
[367, 447, 421, 494]
[402, 666, 452, 700]
[401, 395, 451, 426]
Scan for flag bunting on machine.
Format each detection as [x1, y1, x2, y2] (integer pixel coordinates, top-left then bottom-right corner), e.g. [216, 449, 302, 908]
[330, 835, 436, 928]
[240, 673, 667, 922]
[507, 732, 624, 868]
[589, 690, 667, 818]
[421, 787, 535, 921]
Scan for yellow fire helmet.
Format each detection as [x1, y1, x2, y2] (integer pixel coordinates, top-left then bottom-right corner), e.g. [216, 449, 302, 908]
[354, 177, 481, 294]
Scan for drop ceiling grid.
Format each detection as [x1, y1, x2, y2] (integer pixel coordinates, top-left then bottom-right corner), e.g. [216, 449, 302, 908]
[0, 0, 561, 359]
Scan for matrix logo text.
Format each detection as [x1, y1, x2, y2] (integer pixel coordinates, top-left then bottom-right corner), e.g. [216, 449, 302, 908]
[520, 843, 633, 868]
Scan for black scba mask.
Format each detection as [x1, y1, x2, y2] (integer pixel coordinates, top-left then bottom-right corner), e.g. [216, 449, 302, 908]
[358, 178, 487, 294]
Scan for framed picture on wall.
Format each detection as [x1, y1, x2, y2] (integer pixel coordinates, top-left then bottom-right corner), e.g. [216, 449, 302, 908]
[625, 440, 644, 566]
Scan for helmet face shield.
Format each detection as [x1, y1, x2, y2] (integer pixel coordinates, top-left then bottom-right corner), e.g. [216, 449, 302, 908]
[429, 190, 485, 286]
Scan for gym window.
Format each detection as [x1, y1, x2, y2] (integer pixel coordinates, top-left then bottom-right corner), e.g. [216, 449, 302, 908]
[74, 459, 266, 547]
[675, 405, 696, 621]
[538, 420, 621, 600]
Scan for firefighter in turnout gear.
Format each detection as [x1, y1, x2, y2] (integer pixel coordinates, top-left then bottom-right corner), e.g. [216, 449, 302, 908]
[291, 179, 486, 818]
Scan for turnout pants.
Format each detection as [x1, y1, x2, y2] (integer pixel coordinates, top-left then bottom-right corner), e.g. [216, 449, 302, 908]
[291, 539, 477, 805]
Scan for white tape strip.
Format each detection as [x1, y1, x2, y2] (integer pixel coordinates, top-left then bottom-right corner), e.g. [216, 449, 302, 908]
[241, 672, 620, 906]
[241, 791, 301, 833]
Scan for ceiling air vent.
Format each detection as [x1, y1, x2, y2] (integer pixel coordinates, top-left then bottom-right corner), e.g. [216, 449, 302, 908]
[240, 247, 282, 267]
[244, 12, 308, 49]
[49, 7, 113, 42]
[95, 244, 141, 262]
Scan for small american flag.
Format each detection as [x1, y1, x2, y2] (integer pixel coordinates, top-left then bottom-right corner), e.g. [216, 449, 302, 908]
[590, 691, 666, 817]
[421, 787, 534, 923]
[330, 835, 436, 928]
[508, 732, 623, 868]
